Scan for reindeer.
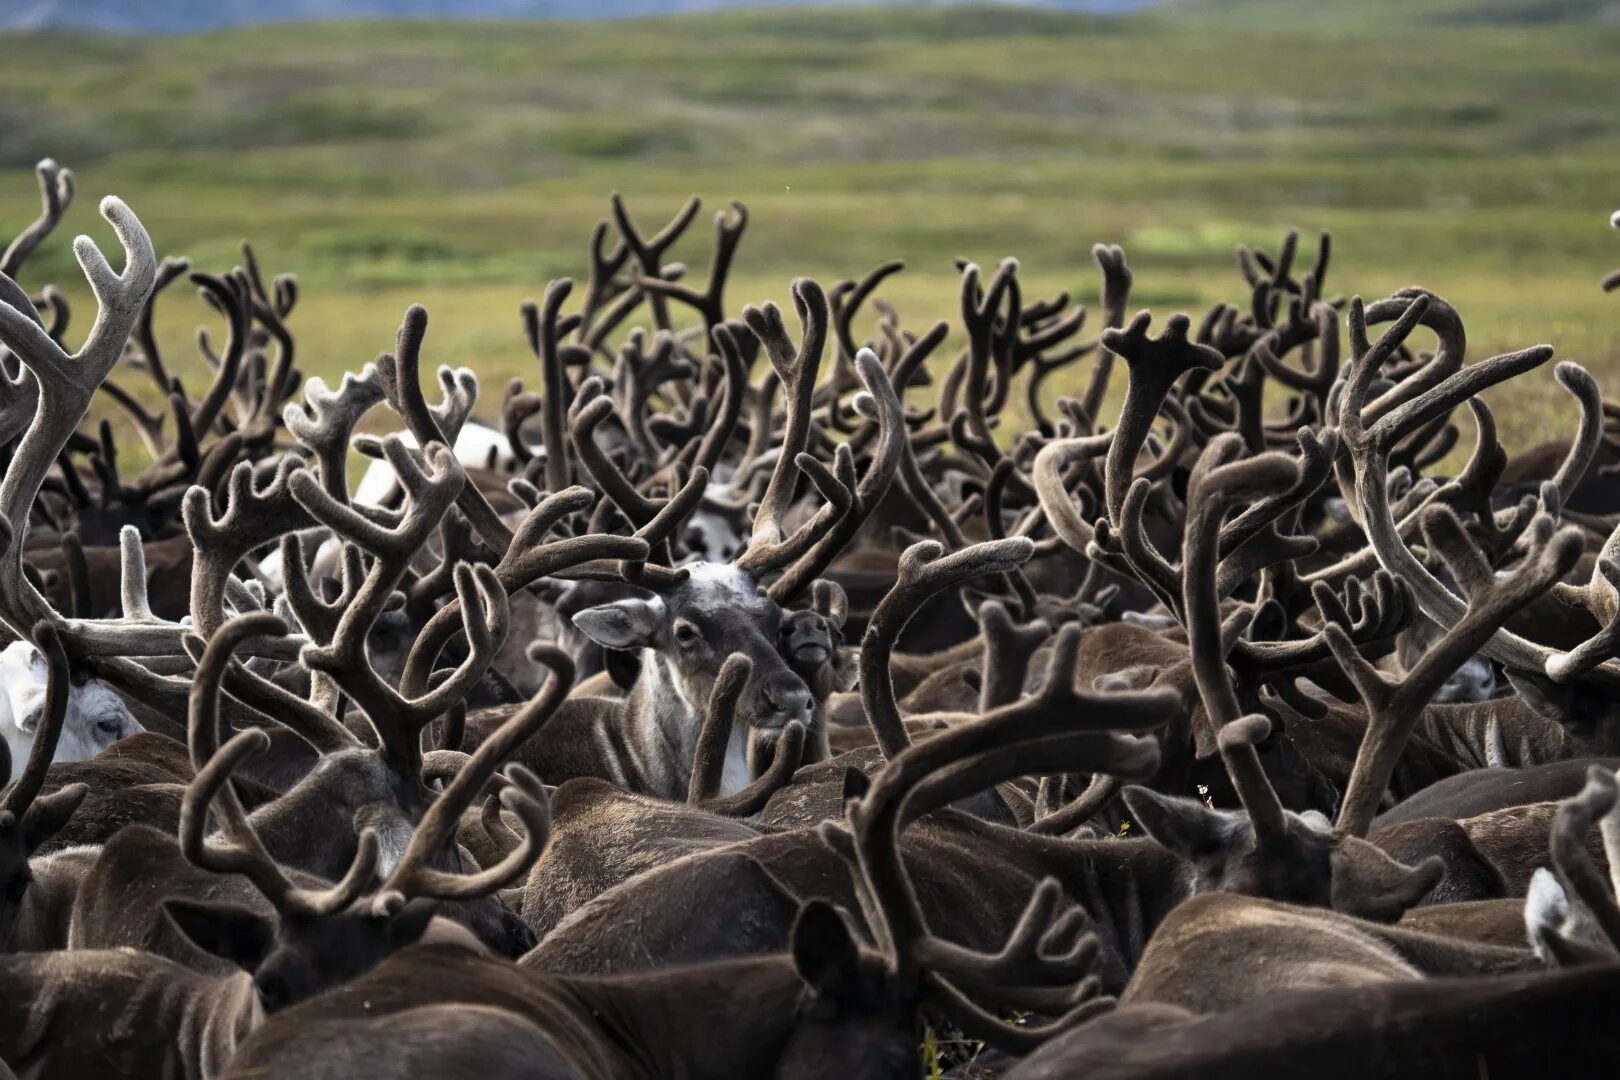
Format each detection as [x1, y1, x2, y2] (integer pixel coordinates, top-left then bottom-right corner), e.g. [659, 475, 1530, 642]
[466, 281, 902, 801]
[0, 716, 551, 1079]
[1005, 763, 1620, 1080]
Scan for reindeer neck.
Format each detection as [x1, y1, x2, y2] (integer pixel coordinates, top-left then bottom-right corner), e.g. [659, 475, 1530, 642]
[555, 956, 800, 1079]
[1420, 696, 1575, 769]
[621, 651, 710, 799]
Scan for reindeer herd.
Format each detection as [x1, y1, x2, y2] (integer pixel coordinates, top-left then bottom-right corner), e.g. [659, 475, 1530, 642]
[0, 156, 1617, 1077]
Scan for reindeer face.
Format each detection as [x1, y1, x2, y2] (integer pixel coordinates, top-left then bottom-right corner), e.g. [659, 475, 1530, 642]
[571, 562, 813, 733]
[0, 641, 141, 767]
[1396, 615, 1496, 704]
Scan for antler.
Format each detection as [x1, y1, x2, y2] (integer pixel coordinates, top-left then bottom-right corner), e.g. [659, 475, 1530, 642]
[1180, 434, 1306, 839]
[688, 652, 807, 815]
[375, 645, 571, 905]
[1336, 291, 1620, 689]
[0, 196, 156, 643]
[1325, 503, 1582, 837]
[282, 439, 507, 776]
[632, 201, 748, 344]
[284, 364, 386, 503]
[404, 487, 645, 686]
[732, 279, 830, 575]
[826, 625, 1168, 1052]
[610, 193, 703, 335]
[1, 159, 74, 279]
[860, 538, 1035, 758]
[184, 456, 317, 638]
[184, 617, 379, 918]
[1100, 311, 1223, 527]
[767, 348, 904, 603]
[376, 305, 510, 549]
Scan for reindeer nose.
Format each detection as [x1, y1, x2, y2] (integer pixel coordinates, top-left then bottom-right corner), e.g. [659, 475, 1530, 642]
[761, 678, 811, 718]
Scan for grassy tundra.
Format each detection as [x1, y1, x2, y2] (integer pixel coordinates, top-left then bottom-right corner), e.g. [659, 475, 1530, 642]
[1, 4, 1618, 453]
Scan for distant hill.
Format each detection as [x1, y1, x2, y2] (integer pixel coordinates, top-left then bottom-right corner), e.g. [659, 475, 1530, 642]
[6, 0, 1620, 34]
[0, 0, 1148, 35]
[1163, 0, 1620, 27]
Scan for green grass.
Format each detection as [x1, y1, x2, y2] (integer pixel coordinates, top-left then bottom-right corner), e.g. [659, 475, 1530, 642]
[1, 6, 1617, 457]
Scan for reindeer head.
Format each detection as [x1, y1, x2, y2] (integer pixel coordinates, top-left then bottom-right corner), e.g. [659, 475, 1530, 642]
[0, 639, 139, 765]
[162, 728, 440, 1013]
[171, 620, 559, 1012]
[572, 563, 814, 735]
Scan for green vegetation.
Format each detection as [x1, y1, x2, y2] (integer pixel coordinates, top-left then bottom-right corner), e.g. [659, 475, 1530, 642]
[1, 5, 1617, 453]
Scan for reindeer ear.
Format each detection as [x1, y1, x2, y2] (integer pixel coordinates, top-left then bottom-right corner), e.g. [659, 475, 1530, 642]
[1121, 786, 1237, 858]
[164, 897, 275, 971]
[21, 783, 87, 851]
[1329, 837, 1443, 923]
[385, 898, 438, 950]
[11, 685, 45, 735]
[570, 598, 666, 650]
[790, 900, 862, 1003]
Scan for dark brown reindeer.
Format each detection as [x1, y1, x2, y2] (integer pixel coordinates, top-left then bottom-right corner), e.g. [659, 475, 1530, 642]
[0, 719, 552, 1080]
[1005, 764, 1620, 1080]
[63, 611, 565, 968]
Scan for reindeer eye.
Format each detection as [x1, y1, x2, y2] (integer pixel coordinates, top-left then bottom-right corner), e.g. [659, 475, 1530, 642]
[673, 621, 701, 646]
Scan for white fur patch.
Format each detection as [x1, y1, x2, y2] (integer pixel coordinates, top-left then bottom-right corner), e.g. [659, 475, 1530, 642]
[353, 421, 514, 508]
[679, 562, 765, 616]
[719, 724, 753, 797]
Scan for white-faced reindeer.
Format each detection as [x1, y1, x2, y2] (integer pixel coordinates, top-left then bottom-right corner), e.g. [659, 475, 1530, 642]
[481, 278, 900, 800]
[0, 637, 138, 765]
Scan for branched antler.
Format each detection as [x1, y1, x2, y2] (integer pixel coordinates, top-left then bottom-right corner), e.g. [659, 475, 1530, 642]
[0, 196, 174, 656]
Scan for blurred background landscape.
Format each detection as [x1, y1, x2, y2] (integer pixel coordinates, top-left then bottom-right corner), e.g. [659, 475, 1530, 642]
[1, 0, 1618, 451]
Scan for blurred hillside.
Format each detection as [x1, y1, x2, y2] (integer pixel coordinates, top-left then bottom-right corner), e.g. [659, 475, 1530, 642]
[6, 0, 1619, 33]
[1, 6, 1617, 451]
[1, 0, 1150, 34]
